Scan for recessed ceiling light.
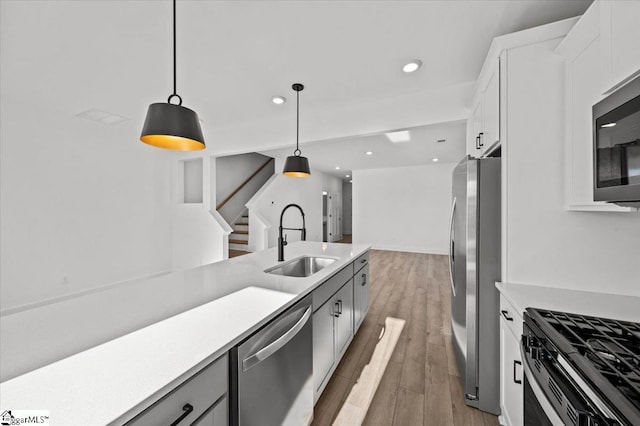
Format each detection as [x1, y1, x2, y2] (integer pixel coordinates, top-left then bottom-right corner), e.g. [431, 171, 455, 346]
[322, 191, 328, 195]
[346, 174, 350, 178]
[349, 180, 353, 183]
[402, 59, 422, 73]
[335, 166, 340, 170]
[385, 130, 411, 143]
[272, 96, 286, 105]
[601, 122, 616, 128]
[432, 158, 439, 162]
[365, 151, 373, 156]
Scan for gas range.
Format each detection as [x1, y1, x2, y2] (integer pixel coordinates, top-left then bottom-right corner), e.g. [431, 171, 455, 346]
[522, 308, 640, 425]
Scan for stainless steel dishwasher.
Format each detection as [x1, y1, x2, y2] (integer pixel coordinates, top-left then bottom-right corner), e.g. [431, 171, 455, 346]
[230, 295, 313, 426]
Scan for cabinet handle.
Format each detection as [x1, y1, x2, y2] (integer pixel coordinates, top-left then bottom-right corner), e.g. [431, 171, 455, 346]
[501, 310, 513, 321]
[338, 300, 343, 314]
[475, 135, 480, 149]
[361, 259, 367, 264]
[362, 273, 367, 286]
[169, 403, 194, 426]
[334, 302, 340, 317]
[478, 132, 484, 147]
[513, 360, 522, 385]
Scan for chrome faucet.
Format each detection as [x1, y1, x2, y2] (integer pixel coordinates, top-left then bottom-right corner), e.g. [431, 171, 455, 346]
[278, 203, 306, 261]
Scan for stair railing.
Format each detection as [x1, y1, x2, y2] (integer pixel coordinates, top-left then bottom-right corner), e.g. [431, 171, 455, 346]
[216, 158, 274, 211]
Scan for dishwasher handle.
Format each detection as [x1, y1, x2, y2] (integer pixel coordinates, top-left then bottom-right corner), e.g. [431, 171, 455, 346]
[242, 306, 312, 372]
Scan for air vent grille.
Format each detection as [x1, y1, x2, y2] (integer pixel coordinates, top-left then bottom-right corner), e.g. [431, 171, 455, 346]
[566, 404, 578, 426]
[534, 359, 541, 372]
[548, 377, 563, 405]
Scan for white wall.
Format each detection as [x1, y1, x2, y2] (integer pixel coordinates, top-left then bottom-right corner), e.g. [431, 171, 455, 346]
[503, 39, 640, 296]
[248, 159, 341, 250]
[171, 207, 228, 270]
[215, 153, 274, 224]
[353, 163, 456, 254]
[0, 99, 174, 311]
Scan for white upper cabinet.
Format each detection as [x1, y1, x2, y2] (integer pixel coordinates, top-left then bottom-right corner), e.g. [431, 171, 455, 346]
[600, 0, 640, 92]
[467, 59, 501, 158]
[556, 1, 633, 212]
[468, 101, 483, 156]
[482, 66, 501, 155]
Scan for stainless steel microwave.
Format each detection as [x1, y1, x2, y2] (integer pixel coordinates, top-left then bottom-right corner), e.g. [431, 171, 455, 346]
[593, 76, 640, 208]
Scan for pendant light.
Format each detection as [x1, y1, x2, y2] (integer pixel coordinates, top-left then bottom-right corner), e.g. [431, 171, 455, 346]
[140, 0, 205, 151]
[283, 83, 311, 177]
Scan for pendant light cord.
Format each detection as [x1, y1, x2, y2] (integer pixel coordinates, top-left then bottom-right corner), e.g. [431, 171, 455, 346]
[296, 89, 300, 155]
[173, 0, 177, 97]
[168, 0, 182, 105]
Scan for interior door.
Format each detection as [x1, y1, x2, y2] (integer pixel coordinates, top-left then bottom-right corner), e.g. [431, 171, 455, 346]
[327, 193, 341, 242]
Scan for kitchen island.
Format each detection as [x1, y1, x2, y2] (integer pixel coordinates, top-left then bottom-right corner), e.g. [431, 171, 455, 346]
[0, 241, 370, 425]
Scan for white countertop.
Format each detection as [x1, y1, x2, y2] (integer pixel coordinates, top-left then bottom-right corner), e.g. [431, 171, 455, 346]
[497, 282, 640, 322]
[0, 242, 369, 425]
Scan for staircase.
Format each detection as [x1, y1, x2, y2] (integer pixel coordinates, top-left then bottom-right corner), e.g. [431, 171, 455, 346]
[215, 155, 275, 259]
[229, 210, 250, 258]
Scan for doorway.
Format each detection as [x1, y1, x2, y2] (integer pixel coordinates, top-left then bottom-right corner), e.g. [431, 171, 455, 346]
[322, 192, 341, 242]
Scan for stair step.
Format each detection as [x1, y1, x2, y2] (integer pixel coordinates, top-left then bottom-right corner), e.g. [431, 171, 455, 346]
[229, 249, 249, 258]
[229, 239, 248, 245]
[232, 230, 249, 235]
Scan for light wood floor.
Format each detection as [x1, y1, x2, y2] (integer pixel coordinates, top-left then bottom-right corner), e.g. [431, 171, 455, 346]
[312, 250, 500, 426]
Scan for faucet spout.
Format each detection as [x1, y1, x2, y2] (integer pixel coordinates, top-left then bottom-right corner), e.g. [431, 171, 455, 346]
[278, 203, 306, 261]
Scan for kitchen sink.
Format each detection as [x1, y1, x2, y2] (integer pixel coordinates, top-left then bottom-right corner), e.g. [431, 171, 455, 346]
[265, 256, 337, 278]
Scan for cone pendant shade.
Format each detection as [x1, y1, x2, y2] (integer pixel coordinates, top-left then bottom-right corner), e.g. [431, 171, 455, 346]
[139, 0, 205, 151]
[283, 154, 311, 177]
[141, 103, 205, 151]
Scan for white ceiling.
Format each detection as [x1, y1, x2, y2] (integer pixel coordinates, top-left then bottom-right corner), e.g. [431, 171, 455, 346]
[261, 120, 467, 179]
[1, 0, 592, 156]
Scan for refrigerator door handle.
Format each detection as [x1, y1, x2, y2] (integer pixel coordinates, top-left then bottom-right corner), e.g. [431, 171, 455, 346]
[448, 197, 456, 297]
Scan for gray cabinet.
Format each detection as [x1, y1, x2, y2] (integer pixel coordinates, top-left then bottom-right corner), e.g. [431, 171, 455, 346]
[126, 354, 228, 426]
[312, 296, 336, 396]
[313, 278, 353, 401]
[313, 250, 371, 403]
[312, 279, 354, 401]
[353, 264, 370, 332]
[334, 280, 354, 359]
[192, 396, 228, 426]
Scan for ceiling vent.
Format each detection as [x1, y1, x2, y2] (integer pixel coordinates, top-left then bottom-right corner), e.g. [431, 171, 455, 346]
[76, 108, 128, 125]
[437, 139, 446, 143]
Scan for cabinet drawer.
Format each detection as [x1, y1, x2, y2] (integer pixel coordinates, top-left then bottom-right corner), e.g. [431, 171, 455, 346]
[313, 264, 352, 312]
[127, 354, 228, 426]
[499, 294, 523, 341]
[353, 251, 369, 274]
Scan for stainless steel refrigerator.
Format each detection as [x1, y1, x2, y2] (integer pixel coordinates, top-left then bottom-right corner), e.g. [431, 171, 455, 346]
[449, 155, 501, 415]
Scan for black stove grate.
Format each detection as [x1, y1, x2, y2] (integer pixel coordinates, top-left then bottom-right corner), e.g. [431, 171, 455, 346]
[535, 310, 640, 415]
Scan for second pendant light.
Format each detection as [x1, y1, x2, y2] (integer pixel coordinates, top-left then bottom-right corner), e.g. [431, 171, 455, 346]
[283, 83, 311, 177]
